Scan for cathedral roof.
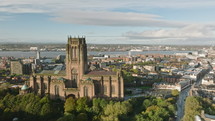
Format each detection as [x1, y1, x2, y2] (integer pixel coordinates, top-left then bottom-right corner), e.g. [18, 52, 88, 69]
[35, 70, 66, 76]
[86, 70, 116, 76]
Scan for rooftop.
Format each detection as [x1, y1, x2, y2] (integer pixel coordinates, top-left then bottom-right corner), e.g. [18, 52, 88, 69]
[36, 70, 66, 76]
[86, 70, 116, 76]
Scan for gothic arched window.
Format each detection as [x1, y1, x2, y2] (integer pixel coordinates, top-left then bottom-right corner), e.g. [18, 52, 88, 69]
[111, 85, 115, 94]
[54, 85, 59, 97]
[71, 46, 77, 59]
[71, 47, 74, 59]
[74, 47, 77, 58]
[95, 83, 100, 95]
[36, 83, 40, 89]
[104, 85, 107, 94]
[84, 86, 88, 97]
[72, 69, 77, 73]
[44, 83, 47, 89]
[71, 69, 78, 87]
[72, 47, 75, 59]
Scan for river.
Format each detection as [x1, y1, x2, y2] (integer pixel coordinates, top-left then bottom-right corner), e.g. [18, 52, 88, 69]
[0, 50, 193, 58]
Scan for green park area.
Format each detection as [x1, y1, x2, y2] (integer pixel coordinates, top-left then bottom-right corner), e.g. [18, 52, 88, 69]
[0, 88, 178, 121]
[183, 96, 215, 121]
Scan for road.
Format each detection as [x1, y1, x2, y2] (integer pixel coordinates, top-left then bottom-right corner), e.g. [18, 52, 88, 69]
[176, 87, 191, 121]
[176, 68, 210, 121]
[176, 79, 204, 121]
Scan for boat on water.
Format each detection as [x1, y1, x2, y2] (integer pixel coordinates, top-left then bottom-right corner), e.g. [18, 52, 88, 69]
[130, 49, 143, 52]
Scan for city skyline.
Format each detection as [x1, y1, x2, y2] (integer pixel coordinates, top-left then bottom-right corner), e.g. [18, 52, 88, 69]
[1, 0, 215, 45]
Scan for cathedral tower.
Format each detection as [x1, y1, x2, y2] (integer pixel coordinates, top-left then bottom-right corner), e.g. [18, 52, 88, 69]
[66, 37, 88, 88]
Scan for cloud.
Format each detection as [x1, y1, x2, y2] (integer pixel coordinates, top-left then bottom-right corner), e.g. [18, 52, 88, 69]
[0, 1, 188, 27]
[0, 7, 46, 13]
[1, 0, 215, 45]
[52, 10, 187, 27]
[123, 24, 215, 43]
[1, 0, 215, 12]
[0, 0, 214, 27]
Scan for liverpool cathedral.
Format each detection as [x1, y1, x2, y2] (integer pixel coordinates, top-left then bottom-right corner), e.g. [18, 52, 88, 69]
[27, 37, 124, 100]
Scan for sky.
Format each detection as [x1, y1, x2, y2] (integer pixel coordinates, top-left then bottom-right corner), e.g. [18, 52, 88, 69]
[0, 0, 215, 45]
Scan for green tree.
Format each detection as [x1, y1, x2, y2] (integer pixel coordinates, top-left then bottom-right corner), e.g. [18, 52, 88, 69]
[25, 101, 42, 115]
[76, 113, 88, 121]
[144, 105, 170, 121]
[99, 98, 108, 109]
[171, 90, 179, 97]
[64, 97, 76, 114]
[167, 104, 176, 116]
[122, 70, 134, 83]
[0, 93, 63, 121]
[166, 97, 176, 104]
[92, 98, 101, 114]
[142, 99, 152, 110]
[135, 114, 146, 121]
[102, 101, 132, 121]
[183, 96, 202, 121]
[57, 113, 75, 121]
[156, 99, 170, 107]
[201, 98, 215, 115]
[40, 96, 51, 104]
[76, 97, 89, 113]
[40, 103, 53, 119]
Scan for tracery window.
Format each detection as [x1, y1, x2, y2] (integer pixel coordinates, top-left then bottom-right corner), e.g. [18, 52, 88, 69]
[54, 85, 59, 97]
[111, 85, 115, 94]
[72, 69, 78, 87]
[104, 85, 107, 94]
[84, 86, 88, 97]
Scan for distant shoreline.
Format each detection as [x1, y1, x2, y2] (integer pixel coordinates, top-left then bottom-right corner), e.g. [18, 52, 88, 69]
[0, 50, 194, 58]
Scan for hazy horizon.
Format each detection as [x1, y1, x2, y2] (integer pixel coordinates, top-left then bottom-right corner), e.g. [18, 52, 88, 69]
[0, 41, 215, 46]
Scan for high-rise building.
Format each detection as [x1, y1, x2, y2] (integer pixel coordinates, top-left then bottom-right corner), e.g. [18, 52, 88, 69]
[36, 50, 40, 59]
[29, 37, 124, 100]
[35, 50, 41, 66]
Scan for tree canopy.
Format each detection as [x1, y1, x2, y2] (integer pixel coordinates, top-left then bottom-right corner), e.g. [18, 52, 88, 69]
[183, 96, 202, 121]
[0, 89, 177, 121]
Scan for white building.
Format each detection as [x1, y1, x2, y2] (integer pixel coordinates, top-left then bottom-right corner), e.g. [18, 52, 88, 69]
[30, 47, 38, 51]
[153, 79, 191, 91]
[202, 74, 215, 85]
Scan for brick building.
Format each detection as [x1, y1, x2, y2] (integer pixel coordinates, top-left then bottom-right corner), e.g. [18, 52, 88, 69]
[10, 60, 32, 75]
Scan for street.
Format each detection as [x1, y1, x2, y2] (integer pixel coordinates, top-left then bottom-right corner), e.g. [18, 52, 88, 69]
[176, 68, 209, 121]
[176, 86, 191, 121]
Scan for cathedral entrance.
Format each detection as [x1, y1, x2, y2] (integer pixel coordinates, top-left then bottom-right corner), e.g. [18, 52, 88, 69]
[66, 94, 76, 99]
